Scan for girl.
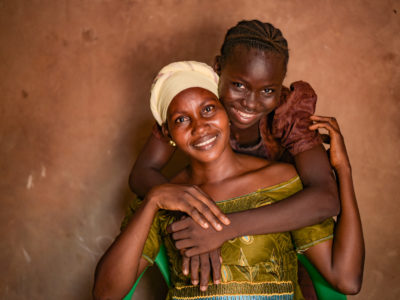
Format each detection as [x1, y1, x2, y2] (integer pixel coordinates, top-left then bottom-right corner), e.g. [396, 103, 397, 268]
[93, 62, 364, 300]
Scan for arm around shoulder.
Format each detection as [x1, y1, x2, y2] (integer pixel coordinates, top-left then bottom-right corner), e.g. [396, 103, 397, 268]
[129, 125, 175, 197]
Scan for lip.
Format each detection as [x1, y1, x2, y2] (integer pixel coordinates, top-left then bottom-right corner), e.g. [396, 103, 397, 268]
[192, 134, 219, 150]
[230, 107, 262, 124]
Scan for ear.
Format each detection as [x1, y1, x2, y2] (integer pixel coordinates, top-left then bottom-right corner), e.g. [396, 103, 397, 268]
[161, 123, 170, 139]
[213, 55, 222, 75]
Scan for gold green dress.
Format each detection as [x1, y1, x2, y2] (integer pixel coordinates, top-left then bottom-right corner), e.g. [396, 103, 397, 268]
[122, 176, 334, 300]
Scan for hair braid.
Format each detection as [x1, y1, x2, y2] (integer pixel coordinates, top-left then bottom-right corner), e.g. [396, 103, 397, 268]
[220, 20, 289, 69]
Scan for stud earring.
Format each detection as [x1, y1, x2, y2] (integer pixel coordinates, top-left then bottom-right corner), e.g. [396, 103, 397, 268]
[169, 140, 176, 147]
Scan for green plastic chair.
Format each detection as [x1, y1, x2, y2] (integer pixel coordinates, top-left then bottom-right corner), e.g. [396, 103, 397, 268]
[123, 245, 346, 300]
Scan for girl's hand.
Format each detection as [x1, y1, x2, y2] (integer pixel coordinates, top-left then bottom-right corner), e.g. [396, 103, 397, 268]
[309, 115, 351, 172]
[181, 250, 222, 292]
[167, 216, 226, 256]
[146, 183, 230, 231]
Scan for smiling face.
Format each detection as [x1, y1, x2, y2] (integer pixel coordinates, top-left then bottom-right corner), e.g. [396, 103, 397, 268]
[217, 45, 287, 130]
[164, 87, 230, 163]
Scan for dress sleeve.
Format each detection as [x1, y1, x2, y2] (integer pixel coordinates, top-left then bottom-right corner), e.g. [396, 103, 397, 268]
[120, 196, 162, 265]
[272, 81, 322, 156]
[291, 218, 335, 253]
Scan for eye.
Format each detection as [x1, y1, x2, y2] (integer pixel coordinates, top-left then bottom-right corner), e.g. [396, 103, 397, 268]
[232, 82, 245, 89]
[203, 105, 215, 113]
[175, 116, 189, 124]
[262, 88, 274, 95]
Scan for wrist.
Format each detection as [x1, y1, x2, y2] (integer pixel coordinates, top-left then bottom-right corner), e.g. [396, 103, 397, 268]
[143, 192, 160, 213]
[220, 213, 241, 240]
[334, 162, 352, 175]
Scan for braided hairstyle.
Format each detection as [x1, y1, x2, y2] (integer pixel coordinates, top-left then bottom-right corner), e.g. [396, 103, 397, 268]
[219, 20, 289, 72]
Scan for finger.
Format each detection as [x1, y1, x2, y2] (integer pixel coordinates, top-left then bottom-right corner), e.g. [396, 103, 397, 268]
[167, 218, 190, 233]
[175, 239, 195, 250]
[320, 133, 331, 144]
[310, 115, 340, 131]
[190, 256, 200, 286]
[309, 122, 336, 136]
[182, 255, 190, 276]
[185, 205, 210, 229]
[184, 246, 202, 257]
[178, 199, 209, 229]
[210, 250, 221, 284]
[184, 189, 227, 231]
[171, 229, 191, 241]
[188, 200, 221, 231]
[190, 186, 231, 226]
[199, 254, 210, 292]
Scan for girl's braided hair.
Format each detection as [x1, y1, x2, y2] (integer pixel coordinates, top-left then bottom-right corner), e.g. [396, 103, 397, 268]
[220, 20, 289, 70]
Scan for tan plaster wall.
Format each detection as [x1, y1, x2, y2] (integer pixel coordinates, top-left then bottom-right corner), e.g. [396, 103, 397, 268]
[0, 0, 399, 299]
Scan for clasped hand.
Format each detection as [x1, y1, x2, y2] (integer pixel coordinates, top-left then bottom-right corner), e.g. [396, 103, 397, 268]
[168, 216, 227, 291]
[147, 183, 230, 230]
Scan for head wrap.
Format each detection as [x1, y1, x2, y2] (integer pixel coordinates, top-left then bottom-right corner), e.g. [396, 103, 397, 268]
[150, 61, 219, 125]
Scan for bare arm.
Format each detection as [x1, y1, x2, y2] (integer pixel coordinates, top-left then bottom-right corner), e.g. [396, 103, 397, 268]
[129, 129, 175, 197]
[93, 193, 158, 300]
[303, 116, 364, 294]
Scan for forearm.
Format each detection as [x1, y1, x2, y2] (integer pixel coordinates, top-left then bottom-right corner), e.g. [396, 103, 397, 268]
[218, 183, 338, 241]
[329, 166, 364, 293]
[129, 166, 168, 197]
[128, 131, 175, 197]
[93, 198, 157, 300]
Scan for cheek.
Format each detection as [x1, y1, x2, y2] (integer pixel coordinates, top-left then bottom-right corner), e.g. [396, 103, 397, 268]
[261, 95, 280, 111]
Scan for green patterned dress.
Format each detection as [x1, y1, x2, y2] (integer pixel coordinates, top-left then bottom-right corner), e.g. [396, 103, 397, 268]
[122, 176, 334, 300]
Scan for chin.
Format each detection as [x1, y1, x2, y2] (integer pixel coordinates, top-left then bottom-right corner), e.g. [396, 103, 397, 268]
[230, 118, 261, 130]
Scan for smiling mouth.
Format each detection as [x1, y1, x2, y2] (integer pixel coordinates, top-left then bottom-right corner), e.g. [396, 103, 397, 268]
[233, 107, 259, 120]
[193, 135, 218, 150]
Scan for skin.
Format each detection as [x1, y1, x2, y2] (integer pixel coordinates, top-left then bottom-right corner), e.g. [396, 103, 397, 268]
[130, 45, 339, 289]
[93, 89, 364, 299]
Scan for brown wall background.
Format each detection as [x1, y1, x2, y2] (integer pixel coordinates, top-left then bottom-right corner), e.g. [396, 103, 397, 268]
[1, 0, 399, 299]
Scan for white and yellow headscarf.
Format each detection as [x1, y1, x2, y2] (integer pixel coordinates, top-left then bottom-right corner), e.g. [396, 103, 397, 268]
[150, 61, 219, 125]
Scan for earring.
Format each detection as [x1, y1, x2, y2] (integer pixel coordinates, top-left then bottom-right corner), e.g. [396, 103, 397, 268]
[169, 140, 176, 147]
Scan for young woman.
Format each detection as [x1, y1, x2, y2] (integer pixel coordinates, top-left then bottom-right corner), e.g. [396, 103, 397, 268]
[93, 62, 364, 300]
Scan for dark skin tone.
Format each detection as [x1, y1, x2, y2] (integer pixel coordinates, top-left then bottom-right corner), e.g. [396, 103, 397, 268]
[93, 89, 363, 299]
[129, 45, 339, 289]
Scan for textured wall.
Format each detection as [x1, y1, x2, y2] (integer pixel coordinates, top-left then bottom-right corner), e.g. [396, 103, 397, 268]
[0, 0, 399, 299]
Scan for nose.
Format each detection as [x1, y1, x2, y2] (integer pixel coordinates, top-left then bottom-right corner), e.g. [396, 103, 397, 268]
[241, 92, 258, 112]
[191, 117, 209, 135]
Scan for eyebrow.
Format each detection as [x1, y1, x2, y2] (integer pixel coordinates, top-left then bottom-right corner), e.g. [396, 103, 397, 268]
[169, 97, 218, 116]
[229, 74, 281, 87]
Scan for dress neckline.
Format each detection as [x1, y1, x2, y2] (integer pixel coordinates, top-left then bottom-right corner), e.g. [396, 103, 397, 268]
[216, 175, 300, 204]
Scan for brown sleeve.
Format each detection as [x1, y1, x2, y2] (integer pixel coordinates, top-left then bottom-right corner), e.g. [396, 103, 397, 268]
[272, 81, 322, 156]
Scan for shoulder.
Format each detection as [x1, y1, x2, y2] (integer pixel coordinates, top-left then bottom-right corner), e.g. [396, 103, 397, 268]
[237, 154, 298, 189]
[257, 161, 298, 185]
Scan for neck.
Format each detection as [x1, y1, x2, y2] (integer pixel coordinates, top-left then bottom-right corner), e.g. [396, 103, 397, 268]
[230, 121, 261, 146]
[187, 145, 241, 186]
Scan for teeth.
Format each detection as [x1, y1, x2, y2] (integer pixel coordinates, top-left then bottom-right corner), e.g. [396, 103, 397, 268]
[195, 136, 217, 147]
[236, 108, 256, 119]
